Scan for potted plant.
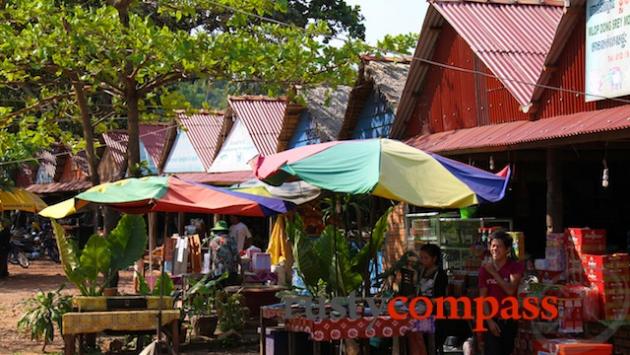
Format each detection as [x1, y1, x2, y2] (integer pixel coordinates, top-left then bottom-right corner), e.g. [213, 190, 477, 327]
[17, 285, 72, 352]
[184, 273, 228, 338]
[52, 214, 148, 296]
[215, 290, 248, 334]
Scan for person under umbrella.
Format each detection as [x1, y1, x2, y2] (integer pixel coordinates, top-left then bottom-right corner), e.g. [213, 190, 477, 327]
[209, 220, 240, 286]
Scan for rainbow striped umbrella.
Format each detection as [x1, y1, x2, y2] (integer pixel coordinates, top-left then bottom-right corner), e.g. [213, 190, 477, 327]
[39, 176, 291, 218]
[254, 139, 510, 208]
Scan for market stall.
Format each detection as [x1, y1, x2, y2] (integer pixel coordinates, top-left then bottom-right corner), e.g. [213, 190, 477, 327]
[40, 176, 293, 352]
[253, 138, 512, 354]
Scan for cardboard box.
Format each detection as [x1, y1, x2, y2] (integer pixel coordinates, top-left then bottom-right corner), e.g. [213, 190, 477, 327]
[585, 267, 630, 283]
[582, 253, 630, 270]
[567, 228, 607, 255]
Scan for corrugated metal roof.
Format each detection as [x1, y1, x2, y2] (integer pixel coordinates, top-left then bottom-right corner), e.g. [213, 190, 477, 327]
[406, 104, 630, 153]
[102, 131, 128, 174]
[139, 124, 170, 167]
[433, 2, 564, 107]
[26, 180, 92, 194]
[228, 96, 287, 156]
[102, 124, 173, 173]
[177, 112, 226, 170]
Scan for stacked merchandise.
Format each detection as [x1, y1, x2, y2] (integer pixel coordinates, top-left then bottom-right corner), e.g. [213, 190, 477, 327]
[518, 228, 620, 354]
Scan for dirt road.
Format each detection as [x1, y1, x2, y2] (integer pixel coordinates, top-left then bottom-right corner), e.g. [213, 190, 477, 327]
[0, 261, 258, 355]
[0, 260, 133, 354]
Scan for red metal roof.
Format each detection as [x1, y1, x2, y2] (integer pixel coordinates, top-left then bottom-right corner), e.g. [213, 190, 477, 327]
[176, 112, 226, 170]
[102, 131, 128, 173]
[102, 124, 172, 172]
[406, 104, 630, 153]
[228, 96, 287, 156]
[174, 171, 254, 185]
[26, 180, 92, 194]
[432, 2, 564, 107]
[139, 124, 170, 167]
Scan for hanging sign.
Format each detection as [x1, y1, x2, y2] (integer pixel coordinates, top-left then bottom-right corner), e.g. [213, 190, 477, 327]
[586, 0, 630, 101]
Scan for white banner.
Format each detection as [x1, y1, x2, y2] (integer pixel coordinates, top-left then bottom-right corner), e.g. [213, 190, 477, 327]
[586, 0, 630, 101]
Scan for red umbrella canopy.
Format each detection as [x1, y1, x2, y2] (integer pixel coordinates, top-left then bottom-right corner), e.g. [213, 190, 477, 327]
[40, 176, 291, 218]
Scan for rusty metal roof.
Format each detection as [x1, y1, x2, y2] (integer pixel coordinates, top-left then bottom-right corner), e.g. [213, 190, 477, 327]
[139, 124, 170, 167]
[102, 131, 128, 173]
[433, 1, 564, 107]
[26, 180, 92, 194]
[102, 124, 173, 173]
[177, 112, 226, 170]
[228, 96, 287, 156]
[406, 105, 630, 153]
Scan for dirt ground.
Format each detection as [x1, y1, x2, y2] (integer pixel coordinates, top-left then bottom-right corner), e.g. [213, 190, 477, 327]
[0, 261, 257, 355]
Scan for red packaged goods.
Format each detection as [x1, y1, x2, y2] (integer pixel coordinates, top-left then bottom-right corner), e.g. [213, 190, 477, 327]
[567, 228, 607, 255]
[558, 298, 584, 334]
[581, 253, 630, 270]
[603, 303, 630, 321]
[585, 267, 630, 283]
[592, 281, 630, 309]
[552, 341, 612, 355]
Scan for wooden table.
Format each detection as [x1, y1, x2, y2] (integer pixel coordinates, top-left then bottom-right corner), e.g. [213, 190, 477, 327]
[62, 310, 180, 355]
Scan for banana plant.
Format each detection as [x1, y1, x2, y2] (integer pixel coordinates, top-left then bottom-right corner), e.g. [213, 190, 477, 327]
[288, 207, 391, 297]
[52, 214, 147, 296]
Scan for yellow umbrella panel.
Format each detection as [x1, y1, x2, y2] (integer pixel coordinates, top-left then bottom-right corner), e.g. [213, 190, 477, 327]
[0, 188, 47, 213]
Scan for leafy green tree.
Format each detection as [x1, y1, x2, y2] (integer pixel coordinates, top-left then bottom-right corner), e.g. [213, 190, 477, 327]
[0, 0, 365, 179]
[376, 32, 419, 55]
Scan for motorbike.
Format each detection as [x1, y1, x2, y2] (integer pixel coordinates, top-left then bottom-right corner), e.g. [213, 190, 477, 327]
[39, 228, 60, 263]
[8, 239, 30, 268]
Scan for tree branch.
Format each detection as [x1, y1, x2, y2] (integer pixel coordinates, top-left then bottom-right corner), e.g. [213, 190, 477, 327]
[138, 71, 184, 96]
[2, 92, 75, 119]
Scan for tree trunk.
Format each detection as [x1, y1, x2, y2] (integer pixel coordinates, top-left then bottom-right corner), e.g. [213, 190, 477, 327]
[125, 82, 141, 176]
[69, 73, 101, 232]
[116, 0, 141, 176]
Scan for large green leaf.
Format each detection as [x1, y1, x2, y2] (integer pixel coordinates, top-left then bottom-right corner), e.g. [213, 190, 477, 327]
[107, 214, 147, 272]
[79, 235, 111, 280]
[351, 207, 392, 275]
[51, 220, 84, 287]
[153, 272, 174, 297]
[289, 215, 327, 295]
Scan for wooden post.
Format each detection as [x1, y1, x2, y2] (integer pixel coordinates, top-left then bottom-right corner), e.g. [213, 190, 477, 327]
[148, 212, 157, 273]
[546, 149, 563, 234]
[177, 212, 185, 235]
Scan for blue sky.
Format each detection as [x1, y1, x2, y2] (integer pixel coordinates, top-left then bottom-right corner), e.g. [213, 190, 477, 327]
[344, 0, 428, 44]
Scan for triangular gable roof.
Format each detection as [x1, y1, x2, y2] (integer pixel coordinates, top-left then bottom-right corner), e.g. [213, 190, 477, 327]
[433, 1, 563, 107]
[176, 111, 228, 170]
[339, 57, 410, 140]
[393, 0, 565, 137]
[102, 124, 173, 175]
[227, 96, 287, 156]
[277, 86, 351, 151]
[139, 124, 171, 168]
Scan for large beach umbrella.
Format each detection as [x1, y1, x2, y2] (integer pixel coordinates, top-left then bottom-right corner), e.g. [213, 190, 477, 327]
[231, 179, 320, 205]
[254, 138, 510, 208]
[39, 176, 291, 218]
[0, 188, 47, 213]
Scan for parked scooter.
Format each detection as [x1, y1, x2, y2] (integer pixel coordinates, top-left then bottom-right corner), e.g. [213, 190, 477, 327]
[38, 224, 60, 263]
[8, 239, 30, 268]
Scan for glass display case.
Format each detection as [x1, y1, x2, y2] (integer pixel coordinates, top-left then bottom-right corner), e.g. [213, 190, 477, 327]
[405, 212, 513, 271]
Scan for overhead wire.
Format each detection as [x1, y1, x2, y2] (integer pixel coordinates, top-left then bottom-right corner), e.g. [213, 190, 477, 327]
[3, 0, 629, 167]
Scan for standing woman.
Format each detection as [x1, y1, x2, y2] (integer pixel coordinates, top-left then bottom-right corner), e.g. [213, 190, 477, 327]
[478, 231, 524, 355]
[408, 244, 448, 355]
